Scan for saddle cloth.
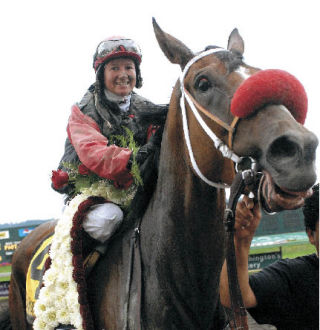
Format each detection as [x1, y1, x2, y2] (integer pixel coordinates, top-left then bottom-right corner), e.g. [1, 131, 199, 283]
[26, 234, 53, 324]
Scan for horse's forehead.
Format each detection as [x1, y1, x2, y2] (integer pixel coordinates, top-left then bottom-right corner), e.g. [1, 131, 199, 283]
[227, 65, 260, 91]
[185, 52, 260, 92]
[185, 54, 228, 79]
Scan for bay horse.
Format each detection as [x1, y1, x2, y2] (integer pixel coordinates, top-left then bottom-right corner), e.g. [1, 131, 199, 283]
[7, 19, 318, 329]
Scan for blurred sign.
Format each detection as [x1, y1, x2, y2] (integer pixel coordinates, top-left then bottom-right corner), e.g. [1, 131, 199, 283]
[18, 227, 35, 237]
[0, 281, 9, 297]
[248, 251, 282, 270]
[0, 221, 50, 265]
[251, 231, 309, 249]
[0, 231, 9, 240]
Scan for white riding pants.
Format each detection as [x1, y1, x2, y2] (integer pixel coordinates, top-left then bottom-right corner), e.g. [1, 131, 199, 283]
[82, 203, 123, 243]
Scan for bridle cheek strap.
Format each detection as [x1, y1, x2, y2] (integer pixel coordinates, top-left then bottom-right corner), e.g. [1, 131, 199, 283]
[180, 48, 241, 188]
[185, 90, 240, 150]
[185, 91, 237, 134]
[228, 116, 240, 149]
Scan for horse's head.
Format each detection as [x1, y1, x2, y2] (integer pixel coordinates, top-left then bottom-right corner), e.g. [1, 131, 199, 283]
[153, 19, 318, 212]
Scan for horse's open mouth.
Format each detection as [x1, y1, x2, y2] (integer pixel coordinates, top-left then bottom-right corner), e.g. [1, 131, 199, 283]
[260, 171, 313, 213]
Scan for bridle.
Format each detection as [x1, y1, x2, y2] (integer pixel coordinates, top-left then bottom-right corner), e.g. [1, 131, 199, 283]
[179, 48, 242, 188]
[180, 48, 257, 330]
[180, 51, 279, 215]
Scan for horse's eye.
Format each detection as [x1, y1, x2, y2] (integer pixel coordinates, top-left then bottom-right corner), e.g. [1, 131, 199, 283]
[196, 77, 212, 92]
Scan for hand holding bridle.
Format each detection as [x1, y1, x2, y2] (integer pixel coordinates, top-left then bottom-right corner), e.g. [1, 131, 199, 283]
[234, 195, 261, 241]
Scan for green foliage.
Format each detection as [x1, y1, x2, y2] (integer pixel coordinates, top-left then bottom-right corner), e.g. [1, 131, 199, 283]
[62, 127, 143, 197]
[73, 174, 96, 194]
[62, 161, 103, 195]
[110, 127, 143, 186]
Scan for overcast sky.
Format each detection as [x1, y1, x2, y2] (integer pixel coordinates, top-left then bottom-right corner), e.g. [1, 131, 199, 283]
[0, 0, 319, 223]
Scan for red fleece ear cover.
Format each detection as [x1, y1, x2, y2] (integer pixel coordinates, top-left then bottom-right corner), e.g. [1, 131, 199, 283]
[230, 69, 308, 124]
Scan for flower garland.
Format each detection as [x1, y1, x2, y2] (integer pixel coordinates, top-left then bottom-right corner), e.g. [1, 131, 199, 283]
[51, 126, 142, 208]
[53, 163, 138, 209]
[33, 193, 108, 329]
[34, 127, 143, 329]
[33, 193, 87, 329]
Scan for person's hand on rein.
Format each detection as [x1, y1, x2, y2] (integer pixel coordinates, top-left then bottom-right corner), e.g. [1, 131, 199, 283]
[234, 195, 261, 242]
[220, 194, 262, 309]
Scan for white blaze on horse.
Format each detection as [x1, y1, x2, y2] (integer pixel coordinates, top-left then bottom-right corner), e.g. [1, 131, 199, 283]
[7, 19, 318, 330]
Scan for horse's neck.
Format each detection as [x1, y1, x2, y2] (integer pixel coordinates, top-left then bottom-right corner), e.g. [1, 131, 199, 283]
[140, 113, 226, 325]
[141, 105, 226, 277]
[149, 126, 226, 238]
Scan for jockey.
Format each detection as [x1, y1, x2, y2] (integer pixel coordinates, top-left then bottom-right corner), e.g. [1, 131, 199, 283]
[52, 36, 166, 248]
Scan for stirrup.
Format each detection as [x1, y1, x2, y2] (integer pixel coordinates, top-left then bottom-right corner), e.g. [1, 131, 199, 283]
[83, 244, 108, 277]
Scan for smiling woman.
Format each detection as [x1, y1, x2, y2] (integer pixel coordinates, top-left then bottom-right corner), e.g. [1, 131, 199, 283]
[104, 58, 137, 96]
[50, 35, 166, 248]
[5, 34, 168, 329]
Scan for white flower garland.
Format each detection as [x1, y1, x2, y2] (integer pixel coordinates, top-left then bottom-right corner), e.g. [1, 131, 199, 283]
[33, 182, 137, 329]
[33, 193, 87, 330]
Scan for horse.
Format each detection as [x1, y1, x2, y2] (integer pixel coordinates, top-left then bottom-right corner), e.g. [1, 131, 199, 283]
[7, 19, 318, 329]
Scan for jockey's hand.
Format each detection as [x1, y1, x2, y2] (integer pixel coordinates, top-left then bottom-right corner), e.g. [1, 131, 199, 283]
[126, 143, 152, 170]
[135, 133, 159, 166]
[234, 195, 261, 241]
[135, 144, 150, 165]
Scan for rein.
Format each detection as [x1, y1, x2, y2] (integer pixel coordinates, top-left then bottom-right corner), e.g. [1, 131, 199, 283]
[224, 163, 261, 330]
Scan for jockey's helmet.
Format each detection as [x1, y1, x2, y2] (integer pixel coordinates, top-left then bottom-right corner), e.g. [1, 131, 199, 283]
[93, 36, 143, 88]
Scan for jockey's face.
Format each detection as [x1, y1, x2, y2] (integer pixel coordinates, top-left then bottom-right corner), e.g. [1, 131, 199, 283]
[104, 58, 136, 97]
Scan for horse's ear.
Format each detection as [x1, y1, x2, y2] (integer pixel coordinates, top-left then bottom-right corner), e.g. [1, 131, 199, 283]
[152, 18, 194, 70]
[227, 28, 244, 56]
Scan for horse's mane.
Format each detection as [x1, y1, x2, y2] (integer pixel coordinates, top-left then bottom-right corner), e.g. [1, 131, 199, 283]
[122, 104, 169, 229]
[136, 104, 169, 127]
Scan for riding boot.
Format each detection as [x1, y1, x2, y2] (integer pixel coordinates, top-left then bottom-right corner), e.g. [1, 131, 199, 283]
[82, 231, 99, 259]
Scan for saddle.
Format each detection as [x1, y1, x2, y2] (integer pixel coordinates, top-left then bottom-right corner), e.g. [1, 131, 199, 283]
[26, 195, 143, 329]
[26, 234, 107, 324]
[26, 234, 54, 324]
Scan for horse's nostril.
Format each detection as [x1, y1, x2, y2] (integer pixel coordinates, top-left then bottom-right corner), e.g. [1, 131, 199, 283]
[268, 136, 298, 161]
[304, 135, 318, 163]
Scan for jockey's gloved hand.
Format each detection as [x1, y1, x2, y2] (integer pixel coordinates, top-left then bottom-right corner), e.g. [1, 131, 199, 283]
[127, 146, 149, 170]
[127, 124, 164, 170]
[136, 134, 160, 165]
[135, 144, 151, 165]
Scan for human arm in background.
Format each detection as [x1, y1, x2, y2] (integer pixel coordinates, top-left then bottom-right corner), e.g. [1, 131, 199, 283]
[219, 195, 262, 308]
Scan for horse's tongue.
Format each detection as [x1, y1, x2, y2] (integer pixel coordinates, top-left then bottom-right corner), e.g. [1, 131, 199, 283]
[279, 186, 313, 199]
[261, 171, 313, 212]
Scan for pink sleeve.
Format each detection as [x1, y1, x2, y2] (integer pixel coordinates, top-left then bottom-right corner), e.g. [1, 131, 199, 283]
[67, 105, 132, 183]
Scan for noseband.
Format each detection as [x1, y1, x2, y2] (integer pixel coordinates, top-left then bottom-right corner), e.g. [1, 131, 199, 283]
[179, 48, 242, 188]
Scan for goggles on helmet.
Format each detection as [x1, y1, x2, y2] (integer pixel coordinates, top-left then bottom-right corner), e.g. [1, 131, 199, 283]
[93, 37, 142, 72]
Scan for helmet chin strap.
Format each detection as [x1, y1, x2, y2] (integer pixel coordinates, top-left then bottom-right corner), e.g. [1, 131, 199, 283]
[179, 48, 242, 189]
